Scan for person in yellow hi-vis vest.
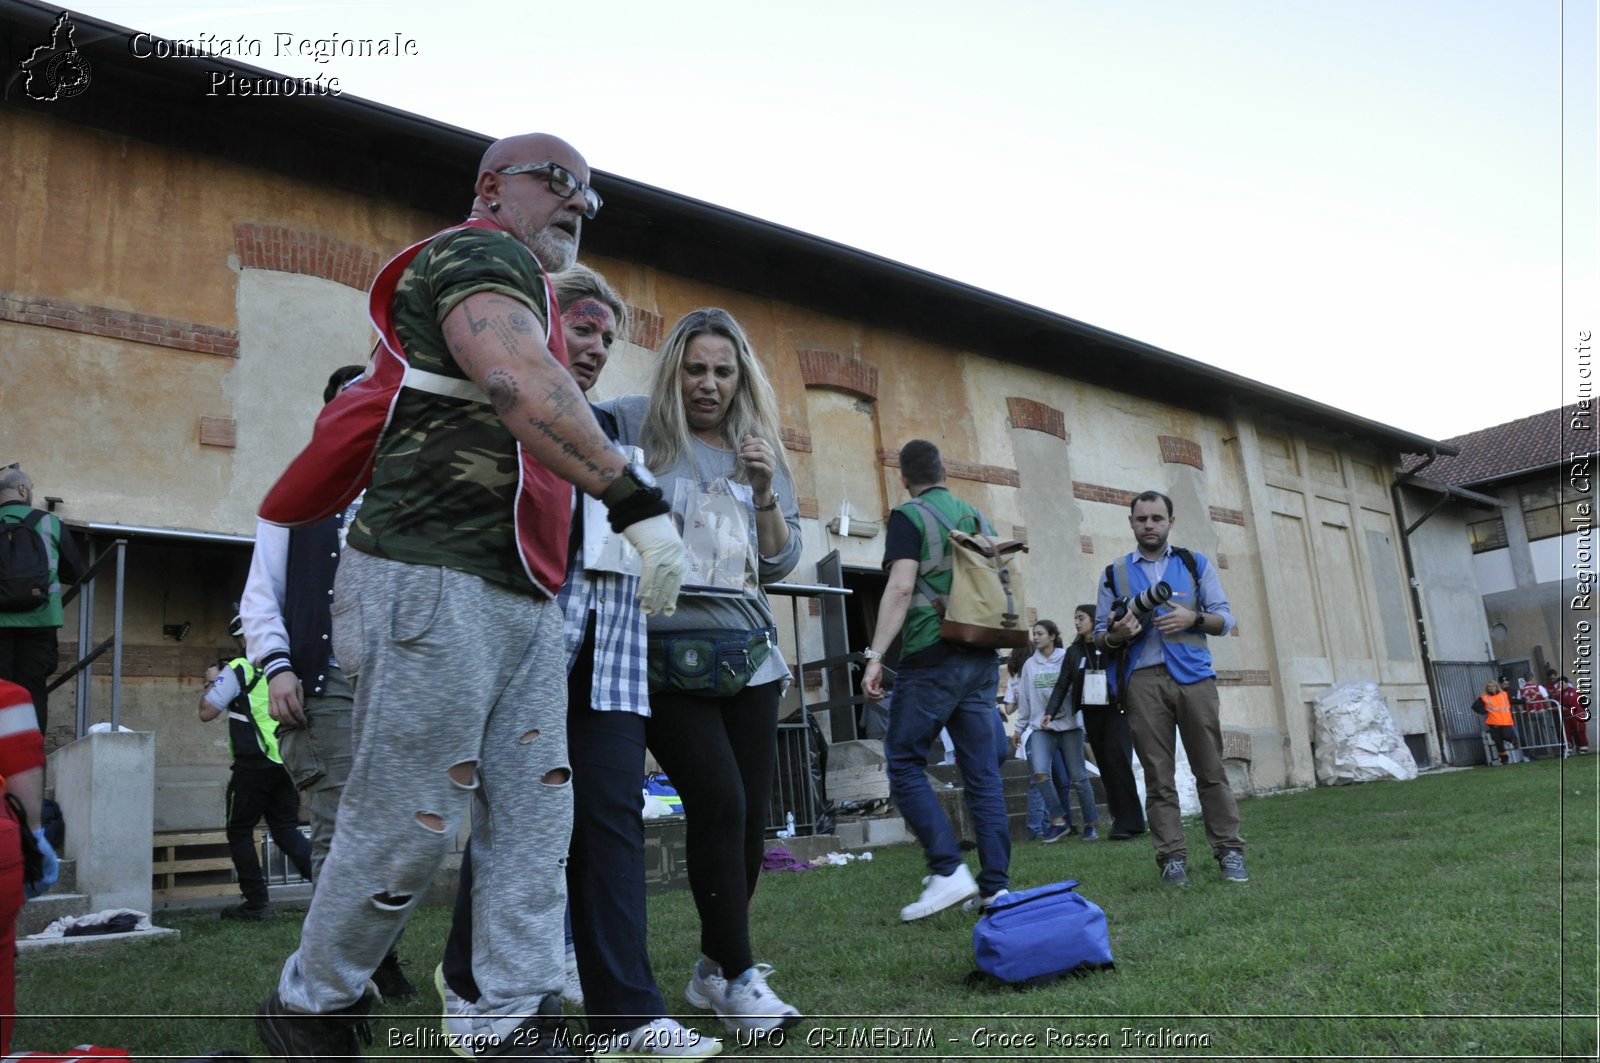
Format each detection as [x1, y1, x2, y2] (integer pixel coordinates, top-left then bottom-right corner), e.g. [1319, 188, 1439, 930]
[1472, 680, 1520, 765]
[199, 615, 313, 920]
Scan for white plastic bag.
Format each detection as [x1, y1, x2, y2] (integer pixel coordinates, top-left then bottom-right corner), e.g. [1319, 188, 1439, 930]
[1313, 681, 1419, 785]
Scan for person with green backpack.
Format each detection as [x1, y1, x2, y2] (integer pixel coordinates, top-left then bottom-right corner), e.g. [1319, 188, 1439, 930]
[0, 464, 84, 736]
[862, 439, 1017, 919]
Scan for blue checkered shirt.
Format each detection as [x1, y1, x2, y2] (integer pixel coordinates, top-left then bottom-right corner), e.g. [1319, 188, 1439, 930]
[558, 546, 650, 716]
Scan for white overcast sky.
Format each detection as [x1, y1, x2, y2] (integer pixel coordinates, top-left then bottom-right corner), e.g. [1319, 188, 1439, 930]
[72, 1, 1599, 443]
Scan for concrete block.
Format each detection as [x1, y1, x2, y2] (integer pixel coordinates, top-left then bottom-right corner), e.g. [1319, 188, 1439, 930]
[16, 891, 89, 937]
[17, 926, 180, 953]
[47, 730, 156, 914]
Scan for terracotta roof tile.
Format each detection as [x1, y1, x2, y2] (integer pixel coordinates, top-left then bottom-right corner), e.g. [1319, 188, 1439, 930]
[1403, 404, 1595, 486]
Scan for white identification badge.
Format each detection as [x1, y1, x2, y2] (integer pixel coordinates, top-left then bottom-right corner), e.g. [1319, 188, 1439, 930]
[582, 446, 645, 576]
[1082, 670, 1109, 706]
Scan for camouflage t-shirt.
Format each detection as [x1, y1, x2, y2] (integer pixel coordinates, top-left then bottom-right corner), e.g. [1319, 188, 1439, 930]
[345, 226, 552, 594]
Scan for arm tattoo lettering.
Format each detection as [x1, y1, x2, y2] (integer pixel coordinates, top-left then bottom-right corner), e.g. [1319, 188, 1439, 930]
[528, 419, 605, 479]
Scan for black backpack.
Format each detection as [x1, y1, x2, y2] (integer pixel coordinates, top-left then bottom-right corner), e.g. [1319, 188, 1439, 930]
[0, 510, 51, 612]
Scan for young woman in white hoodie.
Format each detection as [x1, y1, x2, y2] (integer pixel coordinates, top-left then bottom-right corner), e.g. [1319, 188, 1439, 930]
[1016, 619, 1100, 842]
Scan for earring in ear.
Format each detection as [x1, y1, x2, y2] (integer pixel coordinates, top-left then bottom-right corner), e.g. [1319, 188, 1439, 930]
[489, 200, 501, 212]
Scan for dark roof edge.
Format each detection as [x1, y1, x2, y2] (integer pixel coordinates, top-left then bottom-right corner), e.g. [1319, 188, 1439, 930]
[5, 0, 1451, 459]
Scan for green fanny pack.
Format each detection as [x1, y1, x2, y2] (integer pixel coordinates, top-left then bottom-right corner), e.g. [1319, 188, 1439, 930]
[647, 626, 776, 698]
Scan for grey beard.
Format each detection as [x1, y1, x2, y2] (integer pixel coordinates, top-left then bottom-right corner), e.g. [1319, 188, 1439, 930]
[529, 227, 577, 272]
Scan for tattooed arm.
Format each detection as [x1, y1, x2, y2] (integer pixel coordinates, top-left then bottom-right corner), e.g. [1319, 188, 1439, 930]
[442, 291, 624, 496]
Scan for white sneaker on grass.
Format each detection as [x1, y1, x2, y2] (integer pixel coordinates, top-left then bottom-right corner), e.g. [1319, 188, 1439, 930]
[900, 864, 979, 921]
[683, 957, 726, 1011]
[714, 964, 802, 1035]
[562, 949, 585, 1008]
[435, 962, 473, 1059]
[961, 888, 1009, 913]
[594, 1017, 722, 1058]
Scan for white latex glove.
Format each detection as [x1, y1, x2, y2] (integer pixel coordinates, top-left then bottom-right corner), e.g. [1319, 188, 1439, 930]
[621, 512, 687, 616]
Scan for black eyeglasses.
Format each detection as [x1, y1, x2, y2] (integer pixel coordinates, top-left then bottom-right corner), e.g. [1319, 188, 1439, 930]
[496, 162, 602, 219]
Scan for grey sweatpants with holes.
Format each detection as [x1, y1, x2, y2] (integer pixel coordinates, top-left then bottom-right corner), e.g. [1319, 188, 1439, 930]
[276, 548, 572, 1016]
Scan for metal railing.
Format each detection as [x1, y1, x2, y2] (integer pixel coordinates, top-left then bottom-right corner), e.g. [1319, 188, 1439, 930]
[1481, 697, 1570, 763]
[46, 536, 130, 739]
[764, 581, 851, 837]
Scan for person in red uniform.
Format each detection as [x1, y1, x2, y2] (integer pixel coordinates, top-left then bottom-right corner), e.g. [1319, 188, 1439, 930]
[0, 677, 60, 1054]
[1554, 676, 1590, 755]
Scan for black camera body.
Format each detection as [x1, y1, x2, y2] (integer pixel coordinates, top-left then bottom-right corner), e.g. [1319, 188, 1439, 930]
[1110, 580, 1173, 624]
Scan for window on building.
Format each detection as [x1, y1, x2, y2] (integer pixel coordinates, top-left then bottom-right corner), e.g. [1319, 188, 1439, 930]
[1520, 481, 1586, 542]
[1467, 515, 1507, 553]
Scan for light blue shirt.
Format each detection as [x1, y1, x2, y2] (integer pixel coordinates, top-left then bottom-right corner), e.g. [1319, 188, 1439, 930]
[1093, 544, 1234, 673]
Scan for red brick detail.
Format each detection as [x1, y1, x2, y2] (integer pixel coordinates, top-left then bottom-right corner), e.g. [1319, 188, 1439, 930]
[797, 349, 879, 401]
[1210, 506, 1246, 526]
[1216, 669, 1271, 686]
[807, 598, 822, 616]
[1, 290, 239, 357]
[1010, 525, 1027, 542]
[802, 667, 825, 691]
[1006, 397, 1067, 440]
[198, 417, 237, 448]
[1158, 435, 1204, 470]
[625, 305, 664, 351]
[879, 450, 1019, 487]
[233, 223, 383, 291]
[1072, 482, 1136, 507]
[1081, 535, 1095, 554]
[780, 426, 813, 453]
[796, 497, 819, 520]
[1215, 553, 1229, 570]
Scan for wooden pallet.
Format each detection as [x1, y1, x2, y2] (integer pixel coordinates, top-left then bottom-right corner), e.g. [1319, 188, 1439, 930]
[152, 829, 236, 902]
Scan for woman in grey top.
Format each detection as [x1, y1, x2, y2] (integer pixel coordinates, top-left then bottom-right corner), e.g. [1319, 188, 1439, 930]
[604, 307, 804, 1036]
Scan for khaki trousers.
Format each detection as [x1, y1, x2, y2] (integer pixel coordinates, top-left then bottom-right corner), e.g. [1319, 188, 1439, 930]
[1124, 666, 1243, 863]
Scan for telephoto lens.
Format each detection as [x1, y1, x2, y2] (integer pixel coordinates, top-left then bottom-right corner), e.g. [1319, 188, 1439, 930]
[1130, 580, 1173, 615]
[1111, 580, 1174, 624]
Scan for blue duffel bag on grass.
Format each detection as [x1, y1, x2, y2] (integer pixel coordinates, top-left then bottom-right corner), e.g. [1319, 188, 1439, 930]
[972, 880, 1114, 986]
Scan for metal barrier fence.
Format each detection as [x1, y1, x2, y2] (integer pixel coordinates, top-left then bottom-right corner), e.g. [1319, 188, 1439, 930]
[1481, 698, 1569, 764]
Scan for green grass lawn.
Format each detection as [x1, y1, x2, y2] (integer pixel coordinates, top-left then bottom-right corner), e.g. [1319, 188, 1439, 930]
[16, 758, 1599, 1060]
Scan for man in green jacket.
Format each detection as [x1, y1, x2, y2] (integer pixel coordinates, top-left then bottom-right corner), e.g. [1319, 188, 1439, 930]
[0, 466, 83, 736]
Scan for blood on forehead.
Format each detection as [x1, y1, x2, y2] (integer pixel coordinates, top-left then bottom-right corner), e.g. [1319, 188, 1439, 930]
[563, 298, 613, 327]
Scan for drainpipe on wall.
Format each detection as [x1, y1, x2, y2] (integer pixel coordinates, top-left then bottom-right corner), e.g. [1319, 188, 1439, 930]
[1391, 450, 1446, 764]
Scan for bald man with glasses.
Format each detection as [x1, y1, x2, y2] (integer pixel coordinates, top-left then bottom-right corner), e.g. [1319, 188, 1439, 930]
[255, 133, 687, 1062]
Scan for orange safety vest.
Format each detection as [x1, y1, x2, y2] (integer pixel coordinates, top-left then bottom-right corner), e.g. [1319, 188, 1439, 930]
[1483, 690, 1513, 727]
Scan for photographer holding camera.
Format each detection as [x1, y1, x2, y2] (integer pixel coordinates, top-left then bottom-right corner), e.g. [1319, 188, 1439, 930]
[1096, 491, 1246, 887]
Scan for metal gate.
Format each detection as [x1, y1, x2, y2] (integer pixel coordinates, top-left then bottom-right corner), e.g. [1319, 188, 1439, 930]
[1433, 660, 1498, 765]
[1433, 662, 1571, 765]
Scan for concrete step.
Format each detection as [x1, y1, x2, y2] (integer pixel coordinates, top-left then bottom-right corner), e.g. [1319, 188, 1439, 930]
[16, 889, 90, 938]
[17, 925, 180, 954]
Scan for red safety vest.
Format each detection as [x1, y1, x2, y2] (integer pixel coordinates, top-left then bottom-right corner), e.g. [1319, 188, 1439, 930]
[258, 218, 573, 597]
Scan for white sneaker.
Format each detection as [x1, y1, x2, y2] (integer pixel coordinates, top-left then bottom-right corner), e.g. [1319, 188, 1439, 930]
[594, 1017, 722, 1058]
[714, 964, 802, 1035]
[435, 963, 474, 1059]
[900, 864, 978, 921]
[961, 888, 1009, 913]
[562, 949, 585, 1008]
[683, 958, 726, 1011]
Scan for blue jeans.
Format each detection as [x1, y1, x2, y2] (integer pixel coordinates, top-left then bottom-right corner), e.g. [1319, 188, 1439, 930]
[1027, 728, 1098, 826]
[1024, 745, 1074, 834]
[885, 651, 1010, 896]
